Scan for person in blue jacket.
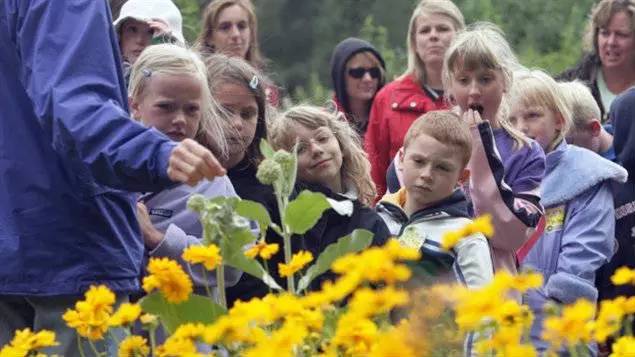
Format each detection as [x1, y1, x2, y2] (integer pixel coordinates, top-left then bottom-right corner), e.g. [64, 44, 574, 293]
[0, 1, 225, 354]
[510, 70, 626, 354]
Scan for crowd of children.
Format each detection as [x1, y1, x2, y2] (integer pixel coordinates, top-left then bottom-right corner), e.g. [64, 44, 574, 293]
[2, 0, 635, 355]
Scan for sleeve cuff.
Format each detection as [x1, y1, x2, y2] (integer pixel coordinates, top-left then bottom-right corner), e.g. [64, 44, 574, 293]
[544, 272, 598, 304]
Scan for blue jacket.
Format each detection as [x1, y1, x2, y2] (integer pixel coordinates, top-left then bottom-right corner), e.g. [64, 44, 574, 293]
[522, 142, 627, 353]
[596, 87, 635, 302]
[0, 0, 177, 295]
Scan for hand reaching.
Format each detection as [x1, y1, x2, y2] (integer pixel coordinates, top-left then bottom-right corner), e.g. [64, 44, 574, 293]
[167, 138, 226, 186]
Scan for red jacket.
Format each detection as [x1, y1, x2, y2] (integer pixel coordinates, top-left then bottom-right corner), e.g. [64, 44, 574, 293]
[364, 74, 448, 200]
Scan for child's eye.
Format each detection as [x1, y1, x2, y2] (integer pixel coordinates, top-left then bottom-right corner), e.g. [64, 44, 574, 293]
[241, 108, 257, 120]
[157, 103, 173, 111]
[419, 26, 430, 34]
[437, 25, 451, 32]
[187, 105, 200, 115]
[237, 22, 248, 31]
[436, 164, 450, 172]
[456, 77, 469, 85]
[479, 76, 493, 84]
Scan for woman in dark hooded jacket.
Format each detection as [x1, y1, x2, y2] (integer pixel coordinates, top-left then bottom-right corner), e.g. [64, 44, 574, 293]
[330, 37, 386, 137]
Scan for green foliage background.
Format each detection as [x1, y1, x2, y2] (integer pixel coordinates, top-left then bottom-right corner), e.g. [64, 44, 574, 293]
[175, 0, 596, 104]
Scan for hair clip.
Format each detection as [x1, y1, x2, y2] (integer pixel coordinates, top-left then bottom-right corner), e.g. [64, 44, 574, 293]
[249, 75, 259, 90]
[142, 68, 152, 78]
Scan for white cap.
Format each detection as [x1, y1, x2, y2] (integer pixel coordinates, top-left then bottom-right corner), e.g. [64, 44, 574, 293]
[113, 0, 185, 45]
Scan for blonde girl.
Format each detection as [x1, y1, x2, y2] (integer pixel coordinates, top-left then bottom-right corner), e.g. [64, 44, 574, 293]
[128, 44, 242, 293]
[510, 70, 625, 353]
[442, 23, 546, 276]
[269, 105, 390, 281]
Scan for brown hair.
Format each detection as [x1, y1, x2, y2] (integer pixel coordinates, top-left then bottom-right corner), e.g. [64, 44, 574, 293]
[584, 0, 635, 54]
[403, 111, 472, 168]
[205, 54, 269, 165]
[269, 105, 376, 206]
[196, 0, 265, 69]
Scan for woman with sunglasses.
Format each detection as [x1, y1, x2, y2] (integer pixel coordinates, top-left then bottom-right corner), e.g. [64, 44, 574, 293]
[329, 37, 386, 137]
[365, 0, 465, 200]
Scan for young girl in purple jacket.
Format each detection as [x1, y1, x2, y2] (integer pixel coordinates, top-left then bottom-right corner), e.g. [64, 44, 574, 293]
[442, 23, 546, 276]
[510, 70, 626, 354]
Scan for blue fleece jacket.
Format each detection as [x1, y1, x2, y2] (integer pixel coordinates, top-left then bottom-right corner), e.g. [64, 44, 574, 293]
[522, 142, 627, 353]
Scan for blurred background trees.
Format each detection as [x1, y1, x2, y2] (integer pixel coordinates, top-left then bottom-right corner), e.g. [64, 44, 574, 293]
[168, 0, 596, 103]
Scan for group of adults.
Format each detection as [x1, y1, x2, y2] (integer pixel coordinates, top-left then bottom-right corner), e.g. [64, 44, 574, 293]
[1, 0, 635, 354]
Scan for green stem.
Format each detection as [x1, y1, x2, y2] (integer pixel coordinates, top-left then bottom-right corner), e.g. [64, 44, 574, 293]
[567, 343, 580, 357]
[201, 267, 214, 300]
[625, 315, 634, 337]
[275, 193, 295, 294]
[77, 335, 86, 357]
[88, 340, 102, 357]
[149, 327, 157, 353]
[217, 263, 227, 309]
[263, 258, 273, 295]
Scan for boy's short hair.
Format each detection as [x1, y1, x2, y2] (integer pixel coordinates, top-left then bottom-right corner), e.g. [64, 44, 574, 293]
[403, 110, 472, 168]
[558, 80, 601, 128]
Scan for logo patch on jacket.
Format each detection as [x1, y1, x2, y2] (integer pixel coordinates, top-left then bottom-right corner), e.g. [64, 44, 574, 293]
[545, 206, 566, 232]
[149, 208, 173, 218]
[399, 226, 425, 249]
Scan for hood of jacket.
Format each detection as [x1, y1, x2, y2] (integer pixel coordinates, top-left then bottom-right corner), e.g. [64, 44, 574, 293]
[610, 86, 635, 176]
[330, 37, 385, 116]
[541, 142, 628, 207]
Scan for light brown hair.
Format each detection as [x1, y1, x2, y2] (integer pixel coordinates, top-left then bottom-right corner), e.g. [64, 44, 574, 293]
[403, 111, 472, 168]
[196, 0, 264, 69]
[584, 0, 635, 54]
[269, 105, 376, 206]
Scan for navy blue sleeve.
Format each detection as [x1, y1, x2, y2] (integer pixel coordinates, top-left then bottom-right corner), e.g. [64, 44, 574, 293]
[12, 0, 176, 191]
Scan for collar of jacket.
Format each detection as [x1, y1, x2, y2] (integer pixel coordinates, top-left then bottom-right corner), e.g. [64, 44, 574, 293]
[377, 188, 470, 231]
[542, 141, 628, 207]
[389, 75, 446, 113]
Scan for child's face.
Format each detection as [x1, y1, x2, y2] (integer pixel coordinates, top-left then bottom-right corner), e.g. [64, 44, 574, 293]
[215, 82, 259, 169]
[345, 52, 381, 103]
[566, 120, 602, 153]
[509, 103, 563, 152]
[130, 73, 203, 142]
[449, 66, 506, 122]
[400, 133, 465, 212]
[120, 19, 153, 64]
[209, 4, 251, 59]
[293, 124, 344, 193]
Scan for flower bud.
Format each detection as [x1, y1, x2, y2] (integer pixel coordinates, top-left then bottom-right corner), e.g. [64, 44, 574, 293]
[256, 159, 283, 185]
[187, 194, 206, 212]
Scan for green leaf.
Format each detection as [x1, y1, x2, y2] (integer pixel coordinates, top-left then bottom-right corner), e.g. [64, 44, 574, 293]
[260, 139, 275, 159]
[235, 199, 272, 233]
[139, 292, 226, 334]
[221, 238, 283, 290]
[296, 229, 373, 292]
[284, 190, 330, 234]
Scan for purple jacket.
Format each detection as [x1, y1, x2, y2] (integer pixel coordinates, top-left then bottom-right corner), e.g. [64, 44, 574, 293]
[522, 142, 626, 353]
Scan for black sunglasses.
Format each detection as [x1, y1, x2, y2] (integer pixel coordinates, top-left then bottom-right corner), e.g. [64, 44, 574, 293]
[347, 67, 381, 79]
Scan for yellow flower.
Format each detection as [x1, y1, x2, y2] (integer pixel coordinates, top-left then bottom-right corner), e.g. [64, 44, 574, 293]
[139, 313, 158, 326]
[182, 244, 222, 271]
[0, 328, 58, 357]
[502, 344, 537, 357]
[348, 286, 409, 317]
[173, 323, 206, 339]
[332, 317, 378, 355]
[243, 320, 308, 357]
[369, 323, 418, 357]
[156, 337, 197, 357]
[611, 266, 635, 285]
[594, 298, 626, 343]
[611, 336, 635, 357]
[118, 335, 149, 357]
[143, 257, 193, 303]
[245, 240, 279, 260]
[542, 299, 595, 348]
[63, 285, 116, 340]
[510, 272, 544, 293]
[442, 214, 493, 250]
[109, 303, 141, 327]
[278, 251, 313, 277]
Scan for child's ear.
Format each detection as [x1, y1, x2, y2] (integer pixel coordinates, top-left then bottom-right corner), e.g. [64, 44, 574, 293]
[397, 147, 405, 170]
[555, 113, 565, 130]
[129, 97, 140, 120]
[589, 119, 602, 137]
[457, 168, 470, 185]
